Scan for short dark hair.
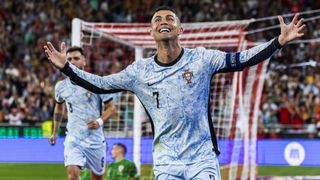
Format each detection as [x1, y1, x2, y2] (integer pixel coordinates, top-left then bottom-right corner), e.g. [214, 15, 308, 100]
[152, 6, 180, 24]
[114, 143, 127, 154]
[66, 46, 84, 56]
[153, 6, 176, 15]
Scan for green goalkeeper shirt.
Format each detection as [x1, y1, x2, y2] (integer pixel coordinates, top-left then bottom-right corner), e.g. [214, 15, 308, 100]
[106, 159, 138, 180]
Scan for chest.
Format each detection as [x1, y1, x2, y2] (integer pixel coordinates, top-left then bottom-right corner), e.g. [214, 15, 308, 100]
[140, 60, 210, 109]
[59, 83, 96, 104]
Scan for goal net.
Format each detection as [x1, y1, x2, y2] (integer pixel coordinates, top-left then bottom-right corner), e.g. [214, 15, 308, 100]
[71, 18, 267, 180]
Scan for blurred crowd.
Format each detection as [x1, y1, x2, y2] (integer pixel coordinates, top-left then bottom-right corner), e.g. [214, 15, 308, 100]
[0, 0, 320, 138]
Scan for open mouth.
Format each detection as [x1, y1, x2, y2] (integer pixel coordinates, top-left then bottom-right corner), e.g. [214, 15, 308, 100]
[159, 28, 171, 33]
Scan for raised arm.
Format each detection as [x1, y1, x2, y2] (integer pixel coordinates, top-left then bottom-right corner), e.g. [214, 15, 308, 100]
[44, 42, 137, 93]
[208, 14, 305, 73]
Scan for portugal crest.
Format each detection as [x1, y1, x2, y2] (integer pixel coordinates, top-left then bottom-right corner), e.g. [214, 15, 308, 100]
[182, 69, 193, 84]
[86, 91, 93, 102]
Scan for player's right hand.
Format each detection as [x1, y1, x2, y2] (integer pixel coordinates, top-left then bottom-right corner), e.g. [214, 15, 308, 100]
[44, 42, 67, 69]
[49, 134, 57, 145]
[87, 120, 100, 129]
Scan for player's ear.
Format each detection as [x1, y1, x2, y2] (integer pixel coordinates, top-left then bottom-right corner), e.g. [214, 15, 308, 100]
[178, 27, 183, 35]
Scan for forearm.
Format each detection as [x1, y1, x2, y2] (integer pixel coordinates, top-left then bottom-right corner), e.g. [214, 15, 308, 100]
[220, 38, 282, 72]
[240, 37, 283, 67]
[52, 104, 65, 134]
[100, 103, 116, 122]
[52, 120, 61, 135]
[61, 62, 131, 94]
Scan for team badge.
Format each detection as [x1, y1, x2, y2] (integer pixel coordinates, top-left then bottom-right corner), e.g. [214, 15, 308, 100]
[86, 91, 92, 102]
[182, 69, 193, 84]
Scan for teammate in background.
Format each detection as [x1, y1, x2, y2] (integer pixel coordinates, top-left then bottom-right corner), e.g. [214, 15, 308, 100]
[49, 46, 116, 180]
[44, 6, 305, 180]
[106, 143, 138, 180]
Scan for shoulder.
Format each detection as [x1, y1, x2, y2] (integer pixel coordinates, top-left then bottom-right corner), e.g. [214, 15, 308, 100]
[184, 47, 208, 58]
[186, 47, 206, 53]
[133, 56, 154, 67]
[126, 56, 154, 74]
[55, 78, 68, 91]
[124, 159, 136, 165]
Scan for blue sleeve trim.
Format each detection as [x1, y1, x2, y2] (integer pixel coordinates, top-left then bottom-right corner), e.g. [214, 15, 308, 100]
[224, 52, 242, 71]
[61, 62, 124, 94]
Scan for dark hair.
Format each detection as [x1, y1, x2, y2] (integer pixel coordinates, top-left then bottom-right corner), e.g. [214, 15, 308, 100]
[153, 6, 176, 15]
[114, 143, 127, 154]
[66, 46, 84, 56]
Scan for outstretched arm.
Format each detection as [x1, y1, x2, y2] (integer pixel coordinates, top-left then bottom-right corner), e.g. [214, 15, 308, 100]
[210, 14, 305, 73]
[44, 42, 137, 93]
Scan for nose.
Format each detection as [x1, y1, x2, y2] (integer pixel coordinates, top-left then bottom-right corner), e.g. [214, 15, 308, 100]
[160, 19, 169, 25]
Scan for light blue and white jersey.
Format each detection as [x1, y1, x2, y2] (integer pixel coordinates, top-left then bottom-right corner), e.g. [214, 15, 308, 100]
[55, 78, 112, 148]
[61, 38, 282, 165]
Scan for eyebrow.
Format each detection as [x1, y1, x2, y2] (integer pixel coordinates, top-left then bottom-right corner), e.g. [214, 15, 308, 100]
[153, 15, 175, 21]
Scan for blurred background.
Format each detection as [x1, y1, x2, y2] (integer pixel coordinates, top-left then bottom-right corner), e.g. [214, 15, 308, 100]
[0, 0, 320, 179]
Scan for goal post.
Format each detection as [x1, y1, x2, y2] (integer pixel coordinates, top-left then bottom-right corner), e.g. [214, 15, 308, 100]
[71, 18, 266, 180]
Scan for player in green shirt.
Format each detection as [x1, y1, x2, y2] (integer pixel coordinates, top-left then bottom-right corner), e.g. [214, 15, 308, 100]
[106, 143, 139, 180]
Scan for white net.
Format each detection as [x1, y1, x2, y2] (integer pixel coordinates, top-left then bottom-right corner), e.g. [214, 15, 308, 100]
[72, 18, 266, 180]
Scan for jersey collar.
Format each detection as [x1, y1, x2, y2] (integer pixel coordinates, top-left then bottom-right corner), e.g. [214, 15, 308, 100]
[154, 48, 184, 67]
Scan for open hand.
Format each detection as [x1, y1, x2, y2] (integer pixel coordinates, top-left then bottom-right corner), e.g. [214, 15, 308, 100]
[44, 42, 67, 69]
[278, 14, 306, 45]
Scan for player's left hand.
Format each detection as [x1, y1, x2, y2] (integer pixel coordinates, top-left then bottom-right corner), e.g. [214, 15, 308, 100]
[87, 120, 100, 129]
[44, 42, 67, 69]
[278, 13, 306, 45]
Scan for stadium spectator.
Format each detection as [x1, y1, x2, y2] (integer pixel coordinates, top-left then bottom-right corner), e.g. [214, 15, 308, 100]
[261, 96, 278, 128]
[0, 0, 319, 139]
[5, 108, 23, 126]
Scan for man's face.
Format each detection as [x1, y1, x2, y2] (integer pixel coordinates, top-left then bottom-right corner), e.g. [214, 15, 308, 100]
[111, 145, 121, 159]
[150, 10, 183, 42]
[66, 51, 85, 69]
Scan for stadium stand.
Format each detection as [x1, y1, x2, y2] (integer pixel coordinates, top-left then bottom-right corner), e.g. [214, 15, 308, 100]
[0, 0, 320, 138]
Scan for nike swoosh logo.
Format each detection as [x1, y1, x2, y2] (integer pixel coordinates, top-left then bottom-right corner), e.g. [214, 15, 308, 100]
[147, 83, 153, 86]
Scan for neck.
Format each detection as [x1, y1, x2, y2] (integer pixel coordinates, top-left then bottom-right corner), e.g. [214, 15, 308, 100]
[115, 156, 125, 162]
[156, 40, 182, 64]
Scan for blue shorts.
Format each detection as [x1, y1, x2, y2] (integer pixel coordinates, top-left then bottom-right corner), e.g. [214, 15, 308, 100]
[154, 157, 221, 180]
[64, 141, 106, 176]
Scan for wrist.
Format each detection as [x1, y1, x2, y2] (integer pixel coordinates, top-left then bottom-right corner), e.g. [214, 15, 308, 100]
[96, 118, 104, 127]
[278, 35, 286, 46]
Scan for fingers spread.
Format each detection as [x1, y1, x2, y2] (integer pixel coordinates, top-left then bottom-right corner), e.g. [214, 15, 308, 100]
[44, 47, 52, 58]
[278, 16, 285, 25]
[60, 42, 66, 54]
[298, 24, 306, 32]
[292, 13, 299, 25]
[296, 33, 304, 37]
[296, 18, 304, 28]
[47, 42, 56, 52]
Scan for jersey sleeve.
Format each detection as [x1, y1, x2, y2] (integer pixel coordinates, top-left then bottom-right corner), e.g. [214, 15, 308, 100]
[54, 81, 65, 104]
[203, 37, 283, 74]
[60, 62, 138, 94]
[100, 94, 114, 103]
